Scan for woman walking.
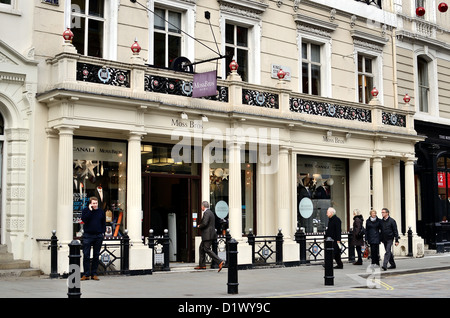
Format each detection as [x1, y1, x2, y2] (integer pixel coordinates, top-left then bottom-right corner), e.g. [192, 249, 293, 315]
[365, 209, 382, 267]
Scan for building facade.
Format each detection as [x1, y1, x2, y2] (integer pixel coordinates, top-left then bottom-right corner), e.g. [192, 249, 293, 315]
[1, 0, 443, 274]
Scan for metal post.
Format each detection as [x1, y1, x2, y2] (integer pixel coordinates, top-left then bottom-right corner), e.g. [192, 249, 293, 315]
[324, 237, 334, 286]
[247, 228, 255, 264]
[162, 229, 170, 271]
[225, 229, 231, 266]
[122, 229, 130, 275]
[407, 226, 413, 257]
[276, 228, 283, 265]
[227, 238, 239, 294]
[148, 229, 155, 271]
[348, 229, 355, 262]
[49, 230, 59, 278]
[67, 240, 82, 298]
[295, 227, 307, 264]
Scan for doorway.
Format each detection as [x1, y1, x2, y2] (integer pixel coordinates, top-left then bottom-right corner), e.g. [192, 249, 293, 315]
[142, 174, 200, 263]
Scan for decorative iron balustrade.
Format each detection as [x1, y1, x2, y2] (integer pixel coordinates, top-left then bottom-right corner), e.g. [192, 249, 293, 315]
[247, 230, 283, 266]
[355, 0, 382, 9]
[144, 74, 229, 102]
[382, 111, 406, 127]
[242, 89, 279, 109]
[77, 62, 130, 87]
[290, 97, 372, 123]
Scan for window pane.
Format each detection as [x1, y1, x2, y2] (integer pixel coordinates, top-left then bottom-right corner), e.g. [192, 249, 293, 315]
[302, 43, 307, 59]
[168, 11, 181, 33]
[237, 48, 248, 82]
[0, 0, 12, 4]
[302, 63, 309, 94]
[71, 0, 85, 13]
[89, 0, 104, 18]
[311, 64, 321, 95]
[364, 57, 372, 73]
[226, 24, 234, 44]
[154, 8, 165, 30]
[311, 44, 320, 63]
[365, 76, 373, 104]
[236, 26, 248, 47]
[88, 19, 103, 57]
[154, 32, 166, 67]
[72, 17, 86, 54]
[357, 54, 363, 72]
[168, 35, 181, 66]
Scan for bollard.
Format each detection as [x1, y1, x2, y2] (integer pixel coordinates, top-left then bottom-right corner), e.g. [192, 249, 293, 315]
[227, 238, 239, 294]
[276, 228, 283, 265]
[324, 237, 334, 286]
[295, 227, 307, 264]
[49, 230, 59, 278]
[407, 226, 413, 257]
[121, 229, 130, 275]
[247, 228, 255, 264]
[162, 229, 170, 271]
[67, 240, 82, 298]
[348, 229, 355, 262]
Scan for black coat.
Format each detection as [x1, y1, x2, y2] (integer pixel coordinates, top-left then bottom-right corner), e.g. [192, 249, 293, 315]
[365, 217, 382, 244]
[325, 215, 342, 242]
[380, 216, 400, 243]
[352, 215, 364, 246]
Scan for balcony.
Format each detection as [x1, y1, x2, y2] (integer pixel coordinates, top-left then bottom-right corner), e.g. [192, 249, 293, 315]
[354, 0, 382, 9]
[40, 43, 415, 137]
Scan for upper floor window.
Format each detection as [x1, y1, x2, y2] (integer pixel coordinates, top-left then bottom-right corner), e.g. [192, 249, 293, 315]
[357, 54, 374, 104]
[417, 56, 429, 113]
[0, 0, 11, 4]
[225, 23, 249, 82]
[301, 42, 321, 96]
[153, 8, 182, 68]
[71, 0, 105, 58]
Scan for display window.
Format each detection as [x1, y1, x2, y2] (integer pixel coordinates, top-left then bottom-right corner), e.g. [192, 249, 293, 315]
[297, 155, 348, 233]
[73, 138, 127, 238]
[437, 155, 450, 222]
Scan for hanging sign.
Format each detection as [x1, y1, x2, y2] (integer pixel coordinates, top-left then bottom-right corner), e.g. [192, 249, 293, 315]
[192, 70, 217, 98]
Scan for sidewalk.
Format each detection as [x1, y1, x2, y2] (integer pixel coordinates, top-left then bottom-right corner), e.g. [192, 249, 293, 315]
[0, 253, 449, 299]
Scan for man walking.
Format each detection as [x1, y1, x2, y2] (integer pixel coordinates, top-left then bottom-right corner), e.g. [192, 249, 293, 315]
[325, 207, 343, 269]
[196, 201, 224, 272]
[380, 208, 400, 271]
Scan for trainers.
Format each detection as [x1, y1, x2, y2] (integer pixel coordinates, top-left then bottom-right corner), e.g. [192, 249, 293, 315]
[91, 275, 100, 281]
[80, 275, 90, 281]
[218, 261, 224, 272]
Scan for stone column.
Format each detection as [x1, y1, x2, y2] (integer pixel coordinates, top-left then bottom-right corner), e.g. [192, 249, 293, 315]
[228, 141, 243, 240]
[404, 157, 416, 234]
[127, 131, 145, 243]
[372, 157, 384, 213]
[56, 125, 78, 244]
[277, 146, 291, 238]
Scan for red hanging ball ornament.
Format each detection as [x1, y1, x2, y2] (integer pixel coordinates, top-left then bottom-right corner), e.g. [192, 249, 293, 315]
[416, 6, 426, 16]
[277, 68, 286, 80]
[62, 28, 74, 42]
[229, 59, 238, 71]
[371, 87, 379, 97]
[438, 2, 448, 13]
[131, 39, 141, 54]
[403, 93, 411, 104]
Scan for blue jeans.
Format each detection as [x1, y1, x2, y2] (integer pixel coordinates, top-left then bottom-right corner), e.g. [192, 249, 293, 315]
[82, 233, 103, 276]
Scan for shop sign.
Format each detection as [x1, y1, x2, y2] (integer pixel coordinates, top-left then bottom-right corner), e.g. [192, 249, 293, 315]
[192, 70, 217, 98]
[322, 135, 345, 144]
[438, 172, 449, 188]
[299, 197, 313, 218]
[215, 200, 229, 219]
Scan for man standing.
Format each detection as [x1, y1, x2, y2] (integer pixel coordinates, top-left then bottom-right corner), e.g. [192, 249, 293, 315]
[81, 197, 106, 280]
[195, 201, 224, 272]
[325, 207, 343, 269]
[380, 208, 400, 271]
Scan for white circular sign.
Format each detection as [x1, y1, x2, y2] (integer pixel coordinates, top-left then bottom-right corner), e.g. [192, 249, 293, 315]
[215, 200, 229, 219]
[299, 197, 313, 219]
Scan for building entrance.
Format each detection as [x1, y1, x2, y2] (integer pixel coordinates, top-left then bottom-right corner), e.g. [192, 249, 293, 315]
[142, 174, 200, 263]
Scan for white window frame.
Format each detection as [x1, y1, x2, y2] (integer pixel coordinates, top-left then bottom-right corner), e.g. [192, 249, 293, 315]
[149, 0, 195, 67]
[64, 0, 118, 60]
[0, 0, 20, 15]
[353, 47, 383, 105]
[414, 51, 438, 118]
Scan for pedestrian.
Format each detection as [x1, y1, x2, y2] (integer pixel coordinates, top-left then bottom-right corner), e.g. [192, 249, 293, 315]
[195, 201, 224, 272]
[351, 209, 364, 265]
[81, 196, 106, 281]
[380, 208, 400, 271]
[325, 207, 343, 269]
[365, 209, 382, 267]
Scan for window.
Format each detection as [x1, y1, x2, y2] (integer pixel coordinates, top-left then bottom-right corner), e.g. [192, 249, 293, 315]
[0, 0, 11, 4]
[417, 56, 429, 113]
[437, 155, 450, 222]
[70, 0, 105, 58]
[153, 8, 182, 68]
[357, 54, 374, 104]
[302, 42, 321, 95]
[225, 23, 249, 82]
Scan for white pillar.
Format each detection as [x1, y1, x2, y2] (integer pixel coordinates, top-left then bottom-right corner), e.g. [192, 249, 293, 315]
[404, 157, 416, 234]
[277, 146, 291, 238]
[127, 131, 145, 243]
[372, 157, 384, 213]
[56, 125, 77, 244]
[228, 141, 243, 240]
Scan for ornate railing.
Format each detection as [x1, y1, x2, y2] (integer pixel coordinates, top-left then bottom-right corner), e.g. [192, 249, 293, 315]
[355, 0, 382, 9]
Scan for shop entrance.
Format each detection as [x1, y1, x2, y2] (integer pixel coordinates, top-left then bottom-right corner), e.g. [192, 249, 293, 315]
[142, 174, 200, 263]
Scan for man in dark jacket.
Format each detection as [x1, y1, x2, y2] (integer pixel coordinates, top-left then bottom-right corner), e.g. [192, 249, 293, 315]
[196, 201, 224, 272]
[380, 208, 400, 271]
[81, 197, 106, 281]
[325, 207, 343, 269]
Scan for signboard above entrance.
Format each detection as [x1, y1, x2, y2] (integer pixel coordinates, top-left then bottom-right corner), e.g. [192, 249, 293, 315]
[192, 70, 217, 98]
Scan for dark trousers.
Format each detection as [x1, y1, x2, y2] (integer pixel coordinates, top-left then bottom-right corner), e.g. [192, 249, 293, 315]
[82, 233, 103, 276]
[355, 245, 362, 262]
[199, 240, 222, 267]
[333, 241, 343, 267]
[382, 239, 396, 268]
[370, 244, 380, 265]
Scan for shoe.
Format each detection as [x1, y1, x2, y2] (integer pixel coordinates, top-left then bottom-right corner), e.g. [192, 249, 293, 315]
[218, 261, 224, 272]
[382, 266, 387, 271]
[80, 275, 90, 281]
[194, 266, 206, 270]
[91, 275, 100, 281]
[353, 261, 363, 265]
[334, 265, 343, 269]
[388, 265, 396, 269]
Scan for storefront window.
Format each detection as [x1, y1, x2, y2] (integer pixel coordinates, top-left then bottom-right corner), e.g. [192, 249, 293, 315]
[73, 138, 127, 238]
[297, 155, 348, 233]
[210, 151, 255, 235]
[437, 154, 450, 222]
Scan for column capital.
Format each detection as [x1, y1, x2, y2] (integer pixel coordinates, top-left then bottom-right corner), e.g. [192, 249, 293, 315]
[54, 124, 79, 134]
[128, 130, 147, 141]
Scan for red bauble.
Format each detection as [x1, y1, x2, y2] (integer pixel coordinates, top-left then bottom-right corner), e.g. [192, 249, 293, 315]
[439, 2, 448, 13]
[131, 40, 141, 54]
[403, 93, 411, 103]
[371, 87, 379, 97]
[416, 7, 426, 16]
[277, 68, 286, 80]
[62, 28, 74, 42]
[229, 59, 238, 71]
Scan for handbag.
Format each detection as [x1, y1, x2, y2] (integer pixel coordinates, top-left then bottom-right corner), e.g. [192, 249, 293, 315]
[363, 244, 370, 258]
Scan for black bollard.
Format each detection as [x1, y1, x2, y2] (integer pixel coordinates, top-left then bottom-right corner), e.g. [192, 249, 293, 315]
[407, 226, 413, 257]
[227, 238, 239, 294]
[49, 230, 59, 278]
[348, 229, 355, 262]
[324, 237, 334, 286]
[121, 229, 130, 275]
[67, 240, 82, 298]
[247, 229, 255, 264]
[162, 229, 170, 271]
[276, 228, 283, 265]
